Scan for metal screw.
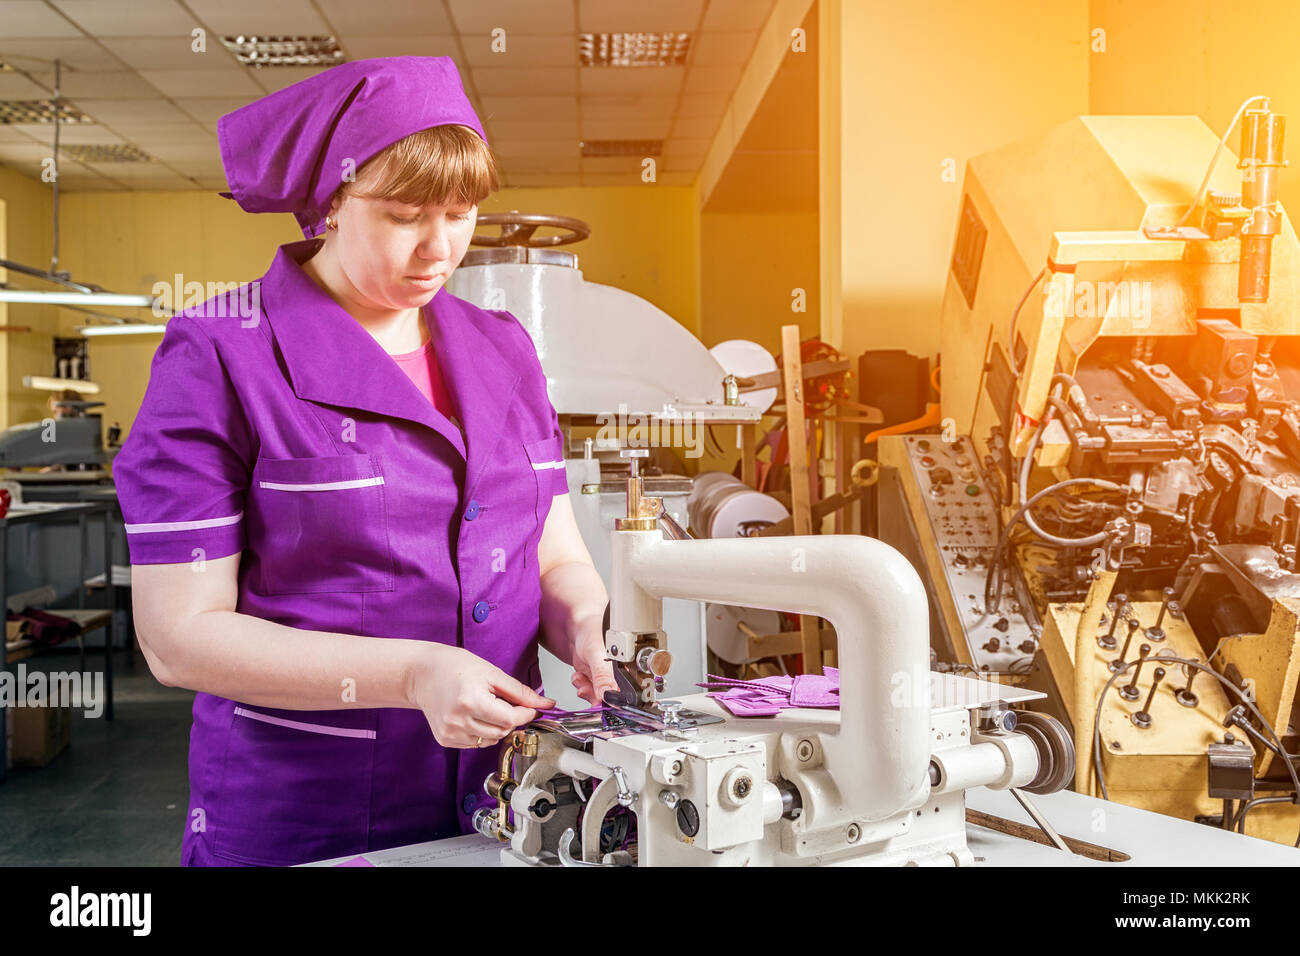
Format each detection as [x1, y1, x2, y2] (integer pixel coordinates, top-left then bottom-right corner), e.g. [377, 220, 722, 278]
[733, 775, 752, 800]
[846, 823, 861, 843]
[796, 739, 815, 762]
[1131, 667, 1165, 729]
[658, 790, 680, 810]
[1119, 644, 1151, 701]
[1110, 618, 1142, 673]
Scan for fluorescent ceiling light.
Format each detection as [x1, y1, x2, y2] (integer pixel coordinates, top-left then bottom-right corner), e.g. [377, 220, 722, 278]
[579, 33, 692, 67]
[61, 144, 154, 163]
[0, 99, 92, 125]
[78, 324, 168, 337]
[0, 290, 156, 307]
[23, 376, 101, 394]
[220, 35, 346, 67]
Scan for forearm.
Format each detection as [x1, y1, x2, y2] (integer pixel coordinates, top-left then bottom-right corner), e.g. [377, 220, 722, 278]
[538, 561, 608, 665]
[140, 608, 432, 712]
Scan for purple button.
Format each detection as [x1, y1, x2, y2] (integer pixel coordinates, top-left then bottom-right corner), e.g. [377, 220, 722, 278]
[464, 499, 480, 521]
[472, 601, 491, 623]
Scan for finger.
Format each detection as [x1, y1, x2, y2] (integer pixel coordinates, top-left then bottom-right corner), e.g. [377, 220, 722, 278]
[478, 694, 540, 730]
[489, 671, 554, 709]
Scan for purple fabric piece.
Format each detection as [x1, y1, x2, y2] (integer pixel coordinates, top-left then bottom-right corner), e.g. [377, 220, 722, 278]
[790, 674, 839, 708]
[218, 57, 489, 238]
[711, 695, 784, 718]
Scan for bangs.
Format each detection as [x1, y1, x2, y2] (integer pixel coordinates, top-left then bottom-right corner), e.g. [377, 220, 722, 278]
[349, 124, 499, 208]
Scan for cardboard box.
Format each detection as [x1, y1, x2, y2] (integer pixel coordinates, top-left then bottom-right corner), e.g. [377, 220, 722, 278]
[9, 703, 71, 768]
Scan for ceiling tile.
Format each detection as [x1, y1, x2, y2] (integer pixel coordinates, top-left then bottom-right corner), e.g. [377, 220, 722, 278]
[183, 0, 329, 36]
[1, 1, 82, 38]
[194, 176, 229, 190]
[250, 66, 331, 94]
[578, 65, 683, 96]
[582, 94, 676, 122]
[448, 0, 576, 36]
[655, 171, 695, 185]
[691, 31, 759, 67]
[99, 36, 244, 71]
[119, 174, 199, 190]
[172, 97, 252, 124]
[676, 92, 728, 117]
[499, 173, 579, 188]
[136, 139, 220, 162]
[490, 138, 578, 160]
[661, 137, 709, 162]
[683, 64, 741, 95]
[0, 37, 125, 72]
[0, 125, 42, 143]
[31, 69, 162, 99]
[463, 33, 576, 68]
[486, 118, 579, 139]
[669, 114, 722, 138]
[110, 121, 215, 144]
[339, 36, 461, 60]
[580, 117, 671, 139]
[498, 156, 579, 175]
[165, 159, 226, 177]
[316, 0, 453, 34]
[0, 142, 50, 162]
[478, 95, 577, 121]
[471, 67, 576, 96]
[50, 0, 200, 37]
[0, 72, 54, 98]
[701, 0, 776, 32]
[12, 122, 125, 145]
[81, 160, 173, 179]
[141, 68, 261, 97]
[581, 171, 657, 187]
[74, 98, 196, 124]
[578, 0, 704, 34]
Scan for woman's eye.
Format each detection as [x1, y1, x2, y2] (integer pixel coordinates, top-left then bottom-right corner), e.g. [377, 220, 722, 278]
[389, 215, 419, 225]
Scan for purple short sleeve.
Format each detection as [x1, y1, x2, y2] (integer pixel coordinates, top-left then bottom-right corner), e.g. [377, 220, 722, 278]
[113, 317, 255, 564]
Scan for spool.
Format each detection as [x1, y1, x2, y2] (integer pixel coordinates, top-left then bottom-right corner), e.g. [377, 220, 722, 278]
[687, 471, 789, 539]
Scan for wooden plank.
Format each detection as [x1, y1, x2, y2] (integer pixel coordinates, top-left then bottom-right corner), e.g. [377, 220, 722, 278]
[781, 324, 819, 674]
[740, 422, 757, 488]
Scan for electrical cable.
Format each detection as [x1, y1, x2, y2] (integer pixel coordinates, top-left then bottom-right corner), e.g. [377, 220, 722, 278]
[1008, 267, 1047, 377]
[1174, 94, 1270, 229]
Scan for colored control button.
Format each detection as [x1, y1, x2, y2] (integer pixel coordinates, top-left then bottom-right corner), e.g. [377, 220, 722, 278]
[920, 456, 935, 468]
[462, 793, 477, 814]
[917, 440, 931, 451]
[965, 484, 980, 496]
[472, 601, 491, 623]
[464, 499, 480, 521]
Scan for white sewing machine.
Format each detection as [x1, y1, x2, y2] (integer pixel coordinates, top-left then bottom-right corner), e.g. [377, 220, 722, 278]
[467, 464, 1076, 866]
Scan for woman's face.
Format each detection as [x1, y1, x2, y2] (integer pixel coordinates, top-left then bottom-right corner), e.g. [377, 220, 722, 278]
[330, 193, 478, 311]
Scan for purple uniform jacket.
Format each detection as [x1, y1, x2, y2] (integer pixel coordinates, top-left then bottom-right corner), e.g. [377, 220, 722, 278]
[113, 239, 568, 866]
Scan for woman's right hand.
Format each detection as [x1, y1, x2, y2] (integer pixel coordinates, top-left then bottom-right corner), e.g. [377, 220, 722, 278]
[408, 644, 554, 749]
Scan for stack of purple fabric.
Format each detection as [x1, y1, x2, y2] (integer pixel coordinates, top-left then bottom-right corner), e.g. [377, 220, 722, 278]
[698, 667, 840, 717]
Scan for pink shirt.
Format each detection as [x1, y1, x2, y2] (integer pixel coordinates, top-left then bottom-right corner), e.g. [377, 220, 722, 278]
[390, 338, 458, 422]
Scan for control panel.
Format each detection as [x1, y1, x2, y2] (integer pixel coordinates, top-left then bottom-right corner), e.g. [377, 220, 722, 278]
[901, 435, 1037, 674]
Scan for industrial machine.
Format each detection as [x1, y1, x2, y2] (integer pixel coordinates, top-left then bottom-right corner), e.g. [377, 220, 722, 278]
[879, 101, 1300, 844]
[467, 460, 1078, 866]
[448, 213, 772, 705]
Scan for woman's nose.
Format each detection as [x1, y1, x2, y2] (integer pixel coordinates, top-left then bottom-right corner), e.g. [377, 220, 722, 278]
[417, 223, 454, 261]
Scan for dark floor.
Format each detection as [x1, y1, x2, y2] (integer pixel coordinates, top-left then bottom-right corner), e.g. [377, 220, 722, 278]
[0, 649, 193, 865]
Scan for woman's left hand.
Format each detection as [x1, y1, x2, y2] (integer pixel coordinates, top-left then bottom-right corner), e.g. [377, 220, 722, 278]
[569, 615, 618, 706]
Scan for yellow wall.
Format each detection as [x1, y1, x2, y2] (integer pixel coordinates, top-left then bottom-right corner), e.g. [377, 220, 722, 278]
[1090, 0, 1300, 220]
[0, 166, 58, 427]
[823, 0, 1091, 362]
[22, 183, 700, 437]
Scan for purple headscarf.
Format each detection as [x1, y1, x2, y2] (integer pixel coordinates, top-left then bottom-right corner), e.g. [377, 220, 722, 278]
[218, 56, 489, 239]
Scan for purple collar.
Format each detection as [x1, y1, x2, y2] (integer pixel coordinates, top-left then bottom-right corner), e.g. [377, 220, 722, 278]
[258, 240, 523, 497]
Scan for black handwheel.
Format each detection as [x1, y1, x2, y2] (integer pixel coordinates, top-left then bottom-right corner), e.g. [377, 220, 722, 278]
[471, 212, 591, 248]
[1016, 710, 1075, 795]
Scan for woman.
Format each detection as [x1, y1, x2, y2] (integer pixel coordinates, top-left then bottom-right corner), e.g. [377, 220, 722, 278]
[113, 56, 617, 866]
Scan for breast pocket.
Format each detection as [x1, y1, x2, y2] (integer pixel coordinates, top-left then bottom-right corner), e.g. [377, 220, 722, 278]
[249, 454, 395, 594]
[523, 437, 564, 558]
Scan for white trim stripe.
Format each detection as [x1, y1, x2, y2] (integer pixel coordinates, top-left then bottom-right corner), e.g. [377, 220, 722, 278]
[258, 476, 385, 492]
[124, 511, 243, 535]
[234, 706, 377, 739]
[530, 460, 565, 470]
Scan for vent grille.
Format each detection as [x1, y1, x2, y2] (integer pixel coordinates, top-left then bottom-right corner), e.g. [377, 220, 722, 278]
[61, 144, 154, 163]
[0, 99, 92, 125]
[580, 139, 663, 158]
[220, 35, 346, 68]
[579, 33, 691, 67]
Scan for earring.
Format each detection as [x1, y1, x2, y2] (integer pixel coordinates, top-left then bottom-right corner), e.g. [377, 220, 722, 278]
[325, 215, 338, 231]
